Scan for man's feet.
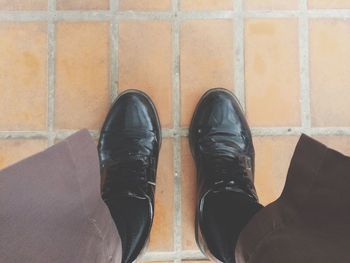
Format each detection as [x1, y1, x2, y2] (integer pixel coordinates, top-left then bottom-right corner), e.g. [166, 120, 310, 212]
[189, 88, 262, 263]
[98, 90, 161, 263]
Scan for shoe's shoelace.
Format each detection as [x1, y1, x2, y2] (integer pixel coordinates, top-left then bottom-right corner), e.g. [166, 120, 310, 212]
[198, 131, 256, 198]
[100, 130, 156, 154]
[208, 156, 252, 189]
[102, 156, 155, 199]
[198, 130, 246, 156]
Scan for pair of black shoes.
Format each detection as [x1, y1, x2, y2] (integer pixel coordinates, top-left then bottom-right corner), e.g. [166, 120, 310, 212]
[98, 88, 262, 263]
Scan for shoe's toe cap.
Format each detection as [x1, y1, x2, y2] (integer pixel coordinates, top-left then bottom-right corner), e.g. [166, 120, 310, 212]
[103, 91, 160, 134]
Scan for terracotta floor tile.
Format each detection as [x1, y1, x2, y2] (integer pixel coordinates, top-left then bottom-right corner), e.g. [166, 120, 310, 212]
[4, 1, 350, 261]
[0, 23, 47, 131]
[314, 136, 350, 156]
[149, 139, 174, 251]
[181, 138, 197, 250]
[309, 20, 350, 127]
[57, 0, 109, 10]
[245, 0, 298, 10]
[119, 21, 173, 128]
[0, 139, 47, 169]
[119, 0, 171, 11]
[180, 20, 234, 127]
[253, 136, 299, 205]
[55, 22, 110, 130]
[180, 0, 233, 11]
[0, 0, 47, 10]
[245, 19, 300, 127]
[309, 0, 350, 9]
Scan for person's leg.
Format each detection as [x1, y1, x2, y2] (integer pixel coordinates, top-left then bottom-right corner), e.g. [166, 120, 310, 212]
[98, 90, 161, 263]
[0, 129, 121, 263]
[189, 88, 262, 263]
[235, 135, 350, 263]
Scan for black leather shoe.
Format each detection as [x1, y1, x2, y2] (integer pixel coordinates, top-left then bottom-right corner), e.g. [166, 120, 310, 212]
[98, 90, 161, 263]
[189, 88, 263, 263]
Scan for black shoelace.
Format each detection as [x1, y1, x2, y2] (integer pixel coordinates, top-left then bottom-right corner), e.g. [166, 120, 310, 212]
[208, 156, 253, 190]
[102, 156, 155, 199]
[199, 132, 256, 199]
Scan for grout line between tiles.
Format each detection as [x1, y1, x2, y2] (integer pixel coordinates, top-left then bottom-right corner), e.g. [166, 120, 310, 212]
[47, 0, 56, 146]
[110, 0, 117, 11]
[250, 127, 350, 136]
[244, 10, 300, 18]
[0, 131, 49, 140]
[177, 127, 350, 137]
[110, 0, 118, 102]
[307, 9, 350, 18]
[299, 0, 311, 129]
[245, 10, 350, 18]
[2, 10, 350, 22]
[234, 0, 246, 111]
[183, 127, 350, 137]
[5, 127, 350, 140]
[171, 1, 183, 263]
[300, 0, 308, 10]
[142, 250, 207, 261]
[179, 10, 235, 19]
[48, 0, 55, 12]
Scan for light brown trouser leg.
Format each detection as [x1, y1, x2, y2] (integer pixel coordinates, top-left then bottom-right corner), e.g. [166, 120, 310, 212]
[0, 129, 122, 263]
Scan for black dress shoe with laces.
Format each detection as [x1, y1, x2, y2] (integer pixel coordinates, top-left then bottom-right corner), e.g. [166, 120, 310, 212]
[189, 88, 263, 263]
[98, 90, 161, 263]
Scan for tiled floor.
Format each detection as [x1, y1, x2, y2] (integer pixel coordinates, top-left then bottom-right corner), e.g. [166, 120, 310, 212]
[1, 0, 350, 262]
